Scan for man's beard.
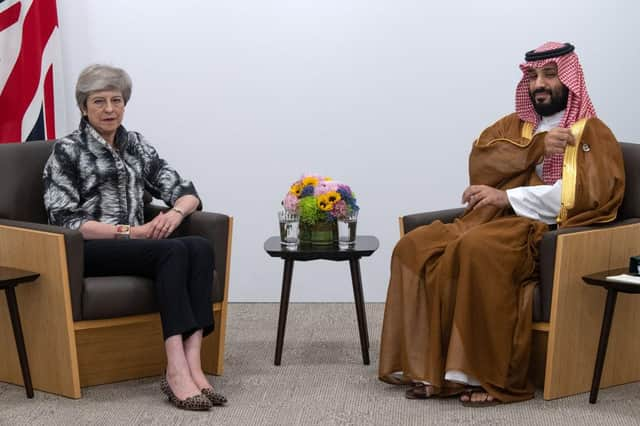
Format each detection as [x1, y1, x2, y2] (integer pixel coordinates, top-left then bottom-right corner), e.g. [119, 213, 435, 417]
[529, 85, 569, 116]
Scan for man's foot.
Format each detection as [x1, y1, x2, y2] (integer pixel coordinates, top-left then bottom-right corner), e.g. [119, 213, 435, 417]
[405, 383, 436, 399]
[380, 373, 412, 386]
[460, 388, 501, 407]
[165, 370, 202, 401]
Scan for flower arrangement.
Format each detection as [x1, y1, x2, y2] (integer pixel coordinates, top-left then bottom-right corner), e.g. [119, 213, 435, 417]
[283, 174, 359, 226]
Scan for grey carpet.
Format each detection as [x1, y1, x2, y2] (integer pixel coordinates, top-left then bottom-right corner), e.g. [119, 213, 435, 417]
[1, 303, 639, 425]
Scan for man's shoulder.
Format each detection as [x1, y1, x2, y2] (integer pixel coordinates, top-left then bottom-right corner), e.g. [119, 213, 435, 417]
[580, 117, 618, 146]
[487, 112, 523, 129]
[475, 113, 525, 145]
[582, 116, 610, 131]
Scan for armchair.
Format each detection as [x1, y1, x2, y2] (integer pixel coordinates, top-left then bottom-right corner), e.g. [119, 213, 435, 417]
[0, 141, 232, 398]
[399, 142, 640, 400]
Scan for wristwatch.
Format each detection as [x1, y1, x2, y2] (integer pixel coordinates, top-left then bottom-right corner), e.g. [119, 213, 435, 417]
[115, 224, 131, 239]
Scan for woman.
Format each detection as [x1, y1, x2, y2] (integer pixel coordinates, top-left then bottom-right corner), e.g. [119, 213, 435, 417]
[43, 64, 226, 411]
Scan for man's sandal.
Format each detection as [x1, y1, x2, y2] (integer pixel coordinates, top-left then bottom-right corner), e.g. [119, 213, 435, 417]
[459, 388, 501, 407]
[405, 383, 464, 400]
[405, 383, 436, 399]
[380, 373, 412, 386]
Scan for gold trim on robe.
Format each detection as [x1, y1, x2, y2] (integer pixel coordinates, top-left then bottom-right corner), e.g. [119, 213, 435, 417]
[557, 118, 587, 223]
[520, 121, 534, 140]
[474, 137, 533, 148]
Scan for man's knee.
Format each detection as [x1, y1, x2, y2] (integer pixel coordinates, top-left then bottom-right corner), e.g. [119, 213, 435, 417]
[457, 229, 485, 254]
[393, 234, 416, 261]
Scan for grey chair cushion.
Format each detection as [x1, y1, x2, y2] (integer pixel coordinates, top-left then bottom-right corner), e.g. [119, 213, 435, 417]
[82, 271, 223, 320]
[82, 276, 157, 320]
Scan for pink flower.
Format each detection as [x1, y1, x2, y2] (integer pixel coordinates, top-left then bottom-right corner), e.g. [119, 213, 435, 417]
[331, 200, 348, 218]
[283, 193, 299, 213]
[314, 180, 339, 196]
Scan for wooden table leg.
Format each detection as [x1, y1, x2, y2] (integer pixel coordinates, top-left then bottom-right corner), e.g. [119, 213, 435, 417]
[5, 287, 34, 398]
[349, 258, 370, 365]
[589, 288, 618, 404]
[274, 259, 294, 365]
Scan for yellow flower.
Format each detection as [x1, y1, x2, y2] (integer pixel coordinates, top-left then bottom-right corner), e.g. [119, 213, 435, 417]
[325, 191, 341, 204]
[302, 176, 319, 187]
[317, 194, 334, 211]
[289, 182, 302, 196]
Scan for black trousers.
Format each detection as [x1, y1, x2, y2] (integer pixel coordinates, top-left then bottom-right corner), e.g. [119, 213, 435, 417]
[84, 236, 215, 340]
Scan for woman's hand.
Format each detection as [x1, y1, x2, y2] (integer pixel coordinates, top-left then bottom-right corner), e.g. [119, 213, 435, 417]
[149, 210, 183, 239]
[132, 210, 183, 239]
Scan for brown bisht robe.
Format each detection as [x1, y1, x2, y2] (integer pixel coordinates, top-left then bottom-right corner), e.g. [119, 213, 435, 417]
[378, 113, 625, 402]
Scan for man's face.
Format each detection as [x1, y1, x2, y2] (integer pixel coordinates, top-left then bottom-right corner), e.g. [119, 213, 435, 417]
[527, 63, 568, 116]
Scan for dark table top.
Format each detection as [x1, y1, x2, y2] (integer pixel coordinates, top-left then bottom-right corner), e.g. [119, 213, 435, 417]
[0, 266, 40, 290]
[582, 268, 640, 294]
[264, 235, 379, 261]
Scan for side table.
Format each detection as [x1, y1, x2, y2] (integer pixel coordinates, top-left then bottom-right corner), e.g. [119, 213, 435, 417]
[0, 266, 40, 398]
[264, 236, 379, 365]
[582, 268, 640, 404]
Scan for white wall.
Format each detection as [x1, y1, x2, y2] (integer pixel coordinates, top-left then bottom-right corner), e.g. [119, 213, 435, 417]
[56, 0, 640, 302]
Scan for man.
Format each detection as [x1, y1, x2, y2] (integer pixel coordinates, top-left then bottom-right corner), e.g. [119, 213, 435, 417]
[378, 42, 625, 406]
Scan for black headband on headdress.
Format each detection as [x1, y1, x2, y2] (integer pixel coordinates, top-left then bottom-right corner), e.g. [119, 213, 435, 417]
[525, 43, 575, 62]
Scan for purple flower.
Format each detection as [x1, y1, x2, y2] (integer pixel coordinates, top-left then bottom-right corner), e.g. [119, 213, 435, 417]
[300, 185, 314, 197]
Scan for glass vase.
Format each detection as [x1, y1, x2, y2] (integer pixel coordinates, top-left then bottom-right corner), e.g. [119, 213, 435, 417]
[299, 220, 338, 246]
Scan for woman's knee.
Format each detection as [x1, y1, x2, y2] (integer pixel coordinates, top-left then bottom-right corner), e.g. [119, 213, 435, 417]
[160, 239, 190, 265]
[181, 236, 215, 264]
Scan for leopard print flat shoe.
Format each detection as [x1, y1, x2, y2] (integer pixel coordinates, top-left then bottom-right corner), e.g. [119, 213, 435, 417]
[201, 388, 228, 406]
[160, 376, 212, 410]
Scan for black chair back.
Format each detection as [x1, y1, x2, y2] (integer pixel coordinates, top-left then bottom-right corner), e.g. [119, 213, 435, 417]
[618, 142, 640, 221]
[0, 141, 54, 224]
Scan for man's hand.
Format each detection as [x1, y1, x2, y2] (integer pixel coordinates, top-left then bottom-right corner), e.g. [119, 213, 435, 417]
[462, 185, 510, 211]
[132, 210, 183, 240]
[544, 127, 575, 156]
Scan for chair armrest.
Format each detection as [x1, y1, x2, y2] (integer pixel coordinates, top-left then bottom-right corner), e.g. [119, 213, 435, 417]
[401, 208, 465, 235]
[144, 205, 232, 302]
[536, 217, 640, 321]
[0, 218, 85, 321]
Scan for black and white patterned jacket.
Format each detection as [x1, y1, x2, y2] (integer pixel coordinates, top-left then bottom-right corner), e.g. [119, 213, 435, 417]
[43, 119, 199, 230]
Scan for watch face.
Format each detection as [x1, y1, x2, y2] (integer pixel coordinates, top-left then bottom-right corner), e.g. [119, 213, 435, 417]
[116, 225, 130, 234]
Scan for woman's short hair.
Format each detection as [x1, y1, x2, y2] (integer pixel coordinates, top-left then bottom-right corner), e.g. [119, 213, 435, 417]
[75, 64, 132, 110]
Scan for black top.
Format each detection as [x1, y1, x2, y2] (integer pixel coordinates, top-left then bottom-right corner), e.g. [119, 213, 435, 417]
[264, 236, 379, 261]
[0, 267, 40, 290]
[582, 268, 640, 294]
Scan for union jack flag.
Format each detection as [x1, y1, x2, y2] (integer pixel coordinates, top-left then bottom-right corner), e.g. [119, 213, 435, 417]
[0, 0, 65, 143]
